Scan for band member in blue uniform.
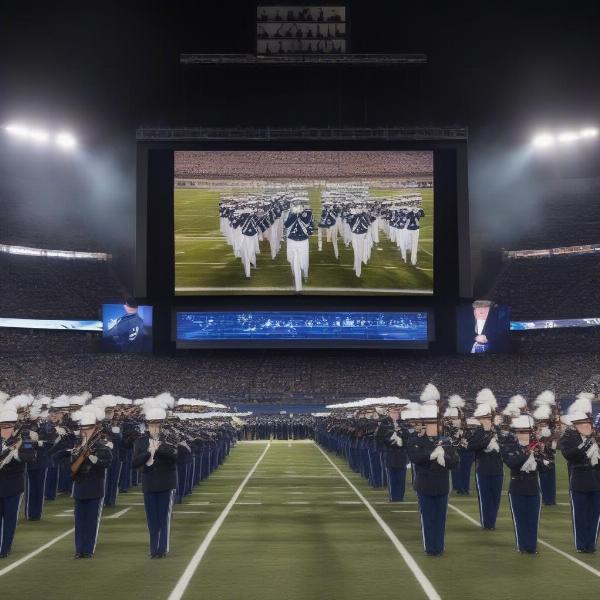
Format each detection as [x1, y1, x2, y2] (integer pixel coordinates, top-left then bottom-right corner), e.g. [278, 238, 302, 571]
[559, 394, 600, 553]
[55, 405, 113, 559]
[132, 399, 178, 559]
[533, 402, 557, 506]
[0, 404, 37, 558]
[408, 404, 459, 556]
[284, 201, 314, 292]
[376, 399, 410, 501]
[105, 299, 145, 352]
[500, 414, 545, 554]
[468, 401, 504, 530]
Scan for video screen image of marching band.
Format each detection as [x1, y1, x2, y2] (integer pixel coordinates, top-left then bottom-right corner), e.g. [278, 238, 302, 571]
[174, 151, 434, 295]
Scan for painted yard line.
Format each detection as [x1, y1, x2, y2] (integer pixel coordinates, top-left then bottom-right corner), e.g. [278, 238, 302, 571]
[105, 507, 132, 519]
[186, 502, 211, 506]
[176, 511, 208, 514]
[176, 286, 433, 294]
[448, 503, 600, 578]
[0, 529, 74, 577]
[315, 443, 441, 600]
[237, 502, 263, 505]
[167, 443, 271, 600]
[336, 501, 361, 505]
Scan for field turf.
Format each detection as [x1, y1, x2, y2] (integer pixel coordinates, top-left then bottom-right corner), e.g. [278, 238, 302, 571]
[174, 186, 434, 295]
[2, 441, 599, 600]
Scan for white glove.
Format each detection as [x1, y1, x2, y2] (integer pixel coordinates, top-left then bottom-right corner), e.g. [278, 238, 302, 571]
[390, 432, 403, 447]
[112, 427, 121, 434]
[89, 455, 98, 464]
[484, 437, 500, 453]
[430, 445, 446, 467]
[520, 452, 537, 473]
[551, 440, 557, 450]
[29, 431, 39, 442]
[586, 442, 600, 467]
[105, 441, 114, 450]
[540, 427, 551, 438]
[55, 426, 66, 436]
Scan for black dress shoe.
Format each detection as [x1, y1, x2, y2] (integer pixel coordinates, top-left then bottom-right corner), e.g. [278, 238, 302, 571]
[0, 553, 10, 559]
[74, 553, 83, 559]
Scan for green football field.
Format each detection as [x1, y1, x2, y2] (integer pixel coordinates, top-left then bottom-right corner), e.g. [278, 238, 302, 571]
[174, 186, 434, 295]
[2, 441, 599, 599]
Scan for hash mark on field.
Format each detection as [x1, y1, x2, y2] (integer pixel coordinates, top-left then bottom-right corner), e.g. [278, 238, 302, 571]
[106, 507, 132, 519]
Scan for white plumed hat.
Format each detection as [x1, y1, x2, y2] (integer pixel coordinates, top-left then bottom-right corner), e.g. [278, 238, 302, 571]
[420, 383, 440, 405]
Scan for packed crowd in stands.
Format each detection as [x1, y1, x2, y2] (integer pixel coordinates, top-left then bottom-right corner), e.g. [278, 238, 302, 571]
[174, 150, 433, 180]
[0, 348, 597, 401]
[0, 253, 125, 319]
[490, 253, 600, 319]
[505, 177, 600, 251]
[512, 327, 600, 354]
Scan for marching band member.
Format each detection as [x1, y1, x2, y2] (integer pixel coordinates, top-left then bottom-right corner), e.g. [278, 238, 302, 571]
[501, 414, 545, 554]
[376, 399, 410, 501]
[559, 393, 600, 553]
[0, 401, 36, 558]
[468, 389, 503, 530]
[409, 402, 459, 556]
[284, 200, 314, 292]
[56, 404, 113, 559]
[533, 398, 557, 506]
[132, 395, 178, 559]
[444, 395, 472, 495]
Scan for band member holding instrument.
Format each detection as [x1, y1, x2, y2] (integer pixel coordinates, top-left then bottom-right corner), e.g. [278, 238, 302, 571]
[375, 399, 410, 502]
[132, 396, 178, 559]
[468, 394, 503, 531]
[533, 402, 557, 506]
[0, 402, 36, 558]
[501, 414, 546, 554]
[409, 402, 459, 556]
[559, 394, 600, 553]
[56, 404, 113, 559]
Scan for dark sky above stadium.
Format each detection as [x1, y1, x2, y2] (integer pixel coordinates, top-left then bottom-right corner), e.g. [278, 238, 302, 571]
[1, 0, 599, 144]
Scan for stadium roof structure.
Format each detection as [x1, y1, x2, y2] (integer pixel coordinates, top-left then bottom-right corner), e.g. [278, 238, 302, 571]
[180, 53, 427, 65]
[136, 126, 467, 142]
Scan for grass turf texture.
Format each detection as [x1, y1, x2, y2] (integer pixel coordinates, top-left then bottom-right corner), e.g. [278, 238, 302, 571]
[2, 442, 597, 600]
[174, 186, 434, 295]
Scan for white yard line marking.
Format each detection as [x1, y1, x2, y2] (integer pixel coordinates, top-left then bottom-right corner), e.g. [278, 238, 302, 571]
[336, 501, 361, 505]
[448, 504, 600, 578]
[186, 502, 211, 506]
[286, 501, 310, 505]
[237, 502, 263, 505]
[105, 507, 132, 519]
[315, 443, 441, 600]
[167, 443, 270, 600]
[0, 529, 74, 577]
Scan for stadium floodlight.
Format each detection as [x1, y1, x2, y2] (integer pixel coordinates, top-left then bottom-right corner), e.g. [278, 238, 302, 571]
[29, 128, 50, 143]
[55, 131, 77, 150]
[531, 133, 555, 148]
[556, 131, 580, 143]
[580, 127, 598, 138]
[4, 123, 30, 138]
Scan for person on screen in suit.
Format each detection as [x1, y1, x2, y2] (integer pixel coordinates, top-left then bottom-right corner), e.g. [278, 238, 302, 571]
[106, 299, 144, 352]
[458, 300, 502, 354]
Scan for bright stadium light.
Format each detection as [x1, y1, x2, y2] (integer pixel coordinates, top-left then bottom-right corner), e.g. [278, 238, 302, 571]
[55, 131, 77, 150]
[4, 123, 29, 138]
[556, 131, 580, 143]
[29, 128, 50, 143]
[531, 133, 555, 148]
[580, 127, 598, 138]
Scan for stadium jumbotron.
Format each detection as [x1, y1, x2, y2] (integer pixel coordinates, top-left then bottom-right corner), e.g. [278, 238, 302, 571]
[1, 2, 600, 600]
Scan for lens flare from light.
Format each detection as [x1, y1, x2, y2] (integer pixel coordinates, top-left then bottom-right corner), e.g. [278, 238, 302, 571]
[580, 127, 598, 138]
[55, 132, 77, 149]
[556, 131, 580, 143]
[532, 133, 555, 148]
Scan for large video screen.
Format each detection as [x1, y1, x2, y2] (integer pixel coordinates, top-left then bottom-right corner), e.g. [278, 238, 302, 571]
[456, 301, 511, 354]
[176, 310, 429, 348]
[174, 151, 434, 296]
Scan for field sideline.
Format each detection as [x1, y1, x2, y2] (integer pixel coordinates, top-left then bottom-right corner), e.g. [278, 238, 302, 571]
[174, 186, 434, 295]
[1, 441, 598, 599]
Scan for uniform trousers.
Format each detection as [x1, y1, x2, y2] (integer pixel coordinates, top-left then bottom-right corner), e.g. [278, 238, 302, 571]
[144, 489, 175, 556]
[74, 496, 104, 555]
[417, 493, 448, 555]
[0, 494, 22, 555]
[570, 490, 600, 552]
